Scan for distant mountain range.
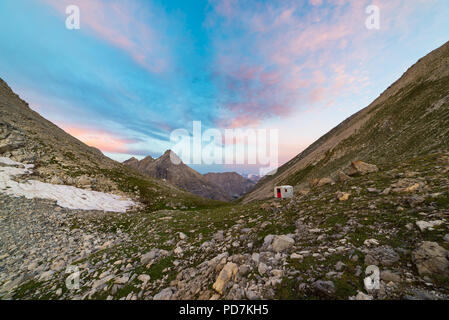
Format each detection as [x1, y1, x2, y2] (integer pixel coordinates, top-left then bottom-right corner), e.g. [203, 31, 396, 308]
[124, 151, 255, 201]
[203, 172, 255, 199]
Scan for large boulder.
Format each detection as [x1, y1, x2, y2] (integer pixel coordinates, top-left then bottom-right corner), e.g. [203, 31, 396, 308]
[153, 287, 175, 300]
[0, 130, 25, 154]
[140, 249, 164, 265]
[309, 177, 334, 188]
[76, 175, 93, 187]
[364, 246, 400, 267]
[272, 235, 295, 252]
[412, 241, 449, 277]
[213, 262, 238, 295]
[416, 220, 444, 232]
[345, 161, 379, 176]
[336, 170, 352, 182]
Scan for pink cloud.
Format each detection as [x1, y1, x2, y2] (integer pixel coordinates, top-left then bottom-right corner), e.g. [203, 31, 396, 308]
[61, 125, 138, 154]
[42, 0, 172, 74]
[206, 0, 438, 129]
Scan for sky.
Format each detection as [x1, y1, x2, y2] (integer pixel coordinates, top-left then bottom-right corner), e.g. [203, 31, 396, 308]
[0, 0, 448, 175]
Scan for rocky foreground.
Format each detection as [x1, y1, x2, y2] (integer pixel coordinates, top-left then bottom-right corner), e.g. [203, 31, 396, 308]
[1, 152, 448, 300]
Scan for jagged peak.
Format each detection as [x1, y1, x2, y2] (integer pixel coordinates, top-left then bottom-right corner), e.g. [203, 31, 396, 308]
[159, 149, 182, 165]
[123, 157, 138, 164]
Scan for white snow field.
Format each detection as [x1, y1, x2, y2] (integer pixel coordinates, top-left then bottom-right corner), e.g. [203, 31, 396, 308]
[0, 157, 135, 213]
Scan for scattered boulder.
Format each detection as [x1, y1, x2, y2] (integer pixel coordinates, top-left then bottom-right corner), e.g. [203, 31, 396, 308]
[336, 192, 350, 201]
[336, 170, 352, 183]
[416, 220, 444, 232]
[364, 246, 400, 267]
[0, 133, 25, 154]
[404, 289, 441, 300]
[245, 290, 260, 300]
[290, 253, 303, 260]
[364, 239, 380, 247]
[137, 274, 151, 284]
[140, 249, 160, 265]
[49, 176, 64, 185]
[353, 291, 373, 300]
[381, 271, 401, 283]
[412, 241, 449, 277]
[264, 235, 275, 246]
[258, 263, 268, 275]
[153, 287, 175, 300]
[271, 235, 295, 252]
[76, 175, 92, 187]
[345, 161, 378, 176]
[309, 177, 334, 188]
[312, 280, 335, 298]
[335, 261, 346, 271]
[391, 178, 427, 193]
[212, 262, 238, 295]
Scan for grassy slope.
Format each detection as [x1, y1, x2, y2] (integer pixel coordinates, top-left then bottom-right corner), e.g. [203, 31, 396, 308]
[13, 151, 449, 300]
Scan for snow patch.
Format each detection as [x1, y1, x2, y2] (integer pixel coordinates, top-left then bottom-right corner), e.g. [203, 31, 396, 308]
[0, 157, 135, 213]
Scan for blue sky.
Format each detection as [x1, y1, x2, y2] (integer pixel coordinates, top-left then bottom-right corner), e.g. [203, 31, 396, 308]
[0, 0, 448, 174]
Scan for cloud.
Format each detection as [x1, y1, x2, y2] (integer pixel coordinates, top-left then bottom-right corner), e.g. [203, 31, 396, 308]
[61, 125, 140, 154]
[206, 0, 436, 128]
[42, 0, 174, 74]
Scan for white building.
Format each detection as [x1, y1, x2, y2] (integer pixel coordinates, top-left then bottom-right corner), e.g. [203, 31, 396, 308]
[274, 186, 294, 199]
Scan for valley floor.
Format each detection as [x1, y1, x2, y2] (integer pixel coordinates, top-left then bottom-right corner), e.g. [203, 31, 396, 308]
[1, 152, 449, 300]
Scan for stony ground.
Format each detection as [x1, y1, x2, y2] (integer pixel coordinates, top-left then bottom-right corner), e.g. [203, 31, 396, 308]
[0, 152, 448, 300]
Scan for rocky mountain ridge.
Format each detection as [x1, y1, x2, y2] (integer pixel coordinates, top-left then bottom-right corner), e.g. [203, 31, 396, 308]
[123, 150, 232, 201]
[242, 41, 449, 203]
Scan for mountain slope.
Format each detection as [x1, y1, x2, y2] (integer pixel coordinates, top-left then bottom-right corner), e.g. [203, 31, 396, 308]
[242, 41, 449, 203]
[124, 151, 232, 201]
[0, 78, 225, 210]
[203, 172, 255, 199]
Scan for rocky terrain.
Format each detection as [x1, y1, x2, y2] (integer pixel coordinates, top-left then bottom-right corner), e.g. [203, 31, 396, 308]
[1, 152, 448, 300]
[0, 42, 448, 300]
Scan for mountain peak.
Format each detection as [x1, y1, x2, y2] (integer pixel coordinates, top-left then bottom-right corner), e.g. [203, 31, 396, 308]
[160, 149, 182, 165]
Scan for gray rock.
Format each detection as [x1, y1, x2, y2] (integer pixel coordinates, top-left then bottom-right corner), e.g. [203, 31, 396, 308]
[153, 287, 175, 300]
[381, 271, 401, 283]
[251, 253, 260, 264]
[312, 280, 335, 298]
[245, 290, 260, 300]
[263, 235, 274, 246]
[365, 246, 400, 267]
[258, 263, 268, 275]
[354, 291, 373, 300]
[335, 261, 346, 271]
[271, 235, 295, 252]
[140, 249, 158, 265]
[404, 289, 441, 300]
[412, 241, 449, 277]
